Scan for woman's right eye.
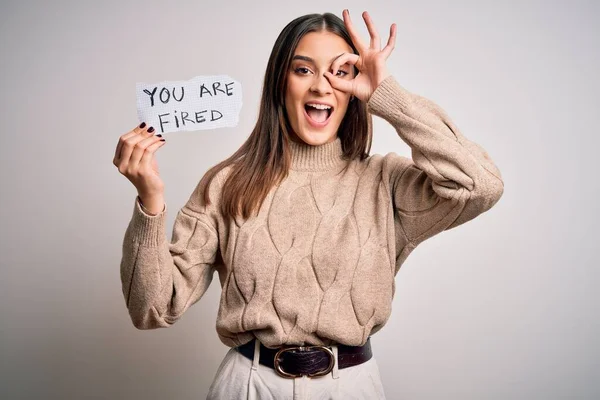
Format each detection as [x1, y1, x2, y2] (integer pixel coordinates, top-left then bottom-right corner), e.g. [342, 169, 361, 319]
[294, 67, 311, 75]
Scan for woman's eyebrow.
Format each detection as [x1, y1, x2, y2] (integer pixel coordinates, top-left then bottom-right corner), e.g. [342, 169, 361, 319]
[292, 53, 346, 64]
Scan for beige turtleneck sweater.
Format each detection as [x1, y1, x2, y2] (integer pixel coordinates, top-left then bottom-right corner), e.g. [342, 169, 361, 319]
[120, 75, 504, 348]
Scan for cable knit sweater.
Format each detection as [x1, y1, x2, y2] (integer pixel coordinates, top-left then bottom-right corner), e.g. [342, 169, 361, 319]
[120, 75, 504, 348]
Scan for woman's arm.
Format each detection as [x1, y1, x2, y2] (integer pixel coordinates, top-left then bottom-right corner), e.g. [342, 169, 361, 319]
[367, 75, 504, 247]
[120, 175, 223, 329]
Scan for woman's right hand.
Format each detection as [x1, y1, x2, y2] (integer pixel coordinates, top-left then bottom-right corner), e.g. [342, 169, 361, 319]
[113, 122, 166, 200]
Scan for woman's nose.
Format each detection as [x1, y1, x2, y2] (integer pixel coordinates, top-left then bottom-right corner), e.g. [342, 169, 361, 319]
[310, 73, 333, 95]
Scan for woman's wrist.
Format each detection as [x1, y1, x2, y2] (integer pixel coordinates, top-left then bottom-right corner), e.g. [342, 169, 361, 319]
[137, 195, 165, 216]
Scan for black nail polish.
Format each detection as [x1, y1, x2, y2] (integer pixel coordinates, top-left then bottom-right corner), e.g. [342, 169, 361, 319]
[160, 138, 165, 142]
[139, 122, 146, 129]
[148, 127, 155, 133]
[156, 134, 162, 137]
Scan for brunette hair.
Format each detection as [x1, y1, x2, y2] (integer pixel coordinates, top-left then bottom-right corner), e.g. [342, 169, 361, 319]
[200, 12, 373, 221]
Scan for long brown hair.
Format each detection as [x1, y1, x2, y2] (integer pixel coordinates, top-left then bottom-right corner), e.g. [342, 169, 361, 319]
[200, 12, 373, 222]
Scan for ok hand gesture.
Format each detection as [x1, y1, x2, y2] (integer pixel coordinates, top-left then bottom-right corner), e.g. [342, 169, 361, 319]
[325, 10, 397, 102]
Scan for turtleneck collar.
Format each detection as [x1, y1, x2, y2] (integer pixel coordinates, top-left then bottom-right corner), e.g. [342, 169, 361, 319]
[288, 136, 346, 172]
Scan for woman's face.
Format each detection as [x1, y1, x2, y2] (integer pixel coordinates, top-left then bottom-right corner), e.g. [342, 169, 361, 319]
[285, 30, 355, 146]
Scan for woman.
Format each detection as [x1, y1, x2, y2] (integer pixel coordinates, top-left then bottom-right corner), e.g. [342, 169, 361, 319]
[113, 10, 504, 400]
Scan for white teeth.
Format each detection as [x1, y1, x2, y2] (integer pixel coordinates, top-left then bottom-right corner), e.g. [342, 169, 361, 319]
[306, 103, 332, 110]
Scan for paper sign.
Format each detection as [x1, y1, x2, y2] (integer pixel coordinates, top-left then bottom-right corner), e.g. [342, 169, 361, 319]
[136, 75, 243, 134]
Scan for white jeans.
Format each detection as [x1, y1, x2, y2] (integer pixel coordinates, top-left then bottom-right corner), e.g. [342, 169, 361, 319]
[206, 339, 387, 400]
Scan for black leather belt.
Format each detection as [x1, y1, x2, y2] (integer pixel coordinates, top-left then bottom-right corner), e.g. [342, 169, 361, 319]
[235, 337, 372, 378]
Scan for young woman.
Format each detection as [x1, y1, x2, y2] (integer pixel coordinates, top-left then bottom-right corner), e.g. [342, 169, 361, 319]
[113, 10, 504, 399]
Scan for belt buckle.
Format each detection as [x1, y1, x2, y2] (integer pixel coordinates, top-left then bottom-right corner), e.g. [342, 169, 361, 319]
[273, 345, 335, 378]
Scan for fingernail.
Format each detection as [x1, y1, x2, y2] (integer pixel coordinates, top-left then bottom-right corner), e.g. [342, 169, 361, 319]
[156, 134, 162, 137]
[148, 127, 155, 133]
[160, 138, 165, 142]
[139, 122, 146, 128]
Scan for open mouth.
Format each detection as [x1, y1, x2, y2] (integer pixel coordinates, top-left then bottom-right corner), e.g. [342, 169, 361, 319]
[304, 103, 333, 126]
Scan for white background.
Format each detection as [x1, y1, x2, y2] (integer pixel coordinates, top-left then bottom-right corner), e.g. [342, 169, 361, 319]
[1, 0, 598, 398]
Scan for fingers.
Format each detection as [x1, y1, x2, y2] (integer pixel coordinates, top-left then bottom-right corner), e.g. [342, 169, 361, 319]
[114, 124, 162, 173]
[362, 11, 380, 50]
[140, 138, 166, 171]
[114, 122, 150, 163]
[327, 52, 359, 94]
[330, 53, 360, 76]
[342, 9, 367, 54]
[324, 70, 354, 93]
[127, 132, 164, 169]
[344, 10, 396, 59]
[381, 23, 397, 60]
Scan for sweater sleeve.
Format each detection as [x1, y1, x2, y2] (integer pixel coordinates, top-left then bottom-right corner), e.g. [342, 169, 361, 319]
[120, 175, 222, 329]
[367, 75, 504, 248]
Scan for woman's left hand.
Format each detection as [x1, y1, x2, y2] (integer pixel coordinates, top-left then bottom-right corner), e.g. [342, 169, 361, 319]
[325, 10, 396, 103]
